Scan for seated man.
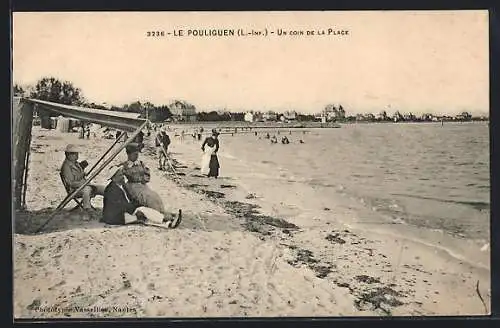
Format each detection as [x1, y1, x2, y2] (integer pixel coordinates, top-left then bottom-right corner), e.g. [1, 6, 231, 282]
[60, 144, 105, 211]
[102, 166, 182, 227]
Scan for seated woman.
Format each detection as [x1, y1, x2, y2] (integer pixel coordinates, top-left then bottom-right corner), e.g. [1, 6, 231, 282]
[102, 166, 182, 227]
[121, 143, 166, 214]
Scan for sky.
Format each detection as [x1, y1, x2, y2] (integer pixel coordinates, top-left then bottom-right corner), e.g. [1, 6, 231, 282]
[12, 11, 489, 115]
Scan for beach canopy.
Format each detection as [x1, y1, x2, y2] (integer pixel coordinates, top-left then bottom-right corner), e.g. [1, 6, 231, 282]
[13, 97, 149, 231]
[24, 98, 146, 132]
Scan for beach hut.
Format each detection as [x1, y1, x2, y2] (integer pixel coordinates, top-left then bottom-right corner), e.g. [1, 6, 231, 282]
[40, 115, 52, 129]
[50, 117, 58, 129]
[69, 118, 80, 131]
[57, 117, 71, 133]
[12, 97, 147, 229]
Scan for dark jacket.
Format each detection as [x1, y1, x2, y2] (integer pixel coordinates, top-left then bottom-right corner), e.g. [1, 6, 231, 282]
[61, 159, 86, 190]
[102, 181, 138, 225]
[201, 137, 219, 152]
[155, 133, 171, 147]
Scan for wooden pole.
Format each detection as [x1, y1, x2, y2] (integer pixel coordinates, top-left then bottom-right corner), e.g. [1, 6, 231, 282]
[156, 134, 177, 175]
[12, 98, 34, 211]
[36, 120, 149, 233]
[21, 131, 33, 209]
[85, 132, 125, 177]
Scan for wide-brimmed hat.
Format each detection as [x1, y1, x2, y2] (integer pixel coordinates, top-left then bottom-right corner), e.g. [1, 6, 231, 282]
[125, 142, 140, 154]
[107, 165, 122, 180]
[64, 144, 80, 153]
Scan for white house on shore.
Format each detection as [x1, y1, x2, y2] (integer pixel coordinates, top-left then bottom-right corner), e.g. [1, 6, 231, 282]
[321, 104, 346, 121]
[262, 111, 277, 121]
[244, 112, 255, 122]
[283, 110, 297, 121]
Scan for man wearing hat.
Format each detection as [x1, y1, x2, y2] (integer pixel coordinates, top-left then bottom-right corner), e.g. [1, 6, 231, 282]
[133, 129, 145, 151]
[103, 165, 182, 227]
[60, 144, 105, 211]
[155, 128, 171, 171]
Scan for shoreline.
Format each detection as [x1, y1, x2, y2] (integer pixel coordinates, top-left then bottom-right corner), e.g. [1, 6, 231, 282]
[160, 121, 488, 130]
[13, 127, 491, 318]
[163, 132, 491, 315]
[164, 129, 490, 272]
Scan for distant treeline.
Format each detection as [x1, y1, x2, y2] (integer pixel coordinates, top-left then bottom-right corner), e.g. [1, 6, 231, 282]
[14, 77, 177, 122]
[13, 77, 488, 123]
[196, 111, 317, 122]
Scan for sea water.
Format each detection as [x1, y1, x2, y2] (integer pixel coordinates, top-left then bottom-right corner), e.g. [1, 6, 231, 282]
[176, 122, 490, 268]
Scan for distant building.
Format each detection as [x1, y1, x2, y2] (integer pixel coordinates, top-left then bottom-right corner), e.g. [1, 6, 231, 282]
[455, 112, 472, 121]
[322, 104, 345, 121]
[376, 111, 388, 121]
[283, 110, 297, 121]
[392, 111, 404, 122]
[421, 113, 434, 121]
[169, 100, 197, 122]
[262, 111, 277, 121]
[244, 112, 255, 122]
[354, 113, 375, 122]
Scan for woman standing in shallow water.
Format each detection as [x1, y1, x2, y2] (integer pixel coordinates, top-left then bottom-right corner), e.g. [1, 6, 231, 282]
[201, 129, 220, 178]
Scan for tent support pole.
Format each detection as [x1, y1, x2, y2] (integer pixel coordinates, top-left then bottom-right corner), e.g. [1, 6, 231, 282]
[21, 131, 33, 209]
[35, 120, 149, 233]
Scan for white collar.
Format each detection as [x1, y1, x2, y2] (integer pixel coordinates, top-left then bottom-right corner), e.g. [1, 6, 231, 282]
[127, 160, 140, 166]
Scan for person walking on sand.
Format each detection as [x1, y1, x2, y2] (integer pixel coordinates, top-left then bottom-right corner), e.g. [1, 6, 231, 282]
[85, 125, 91, 139]
[133, 130, 145, 151]
[155, 128, 171, 171]
[79, 125, 85, 139]
[121, 143, 166, 213]
[102, 166, 182, 228]
[60, 144, 106, 212]
[201, 129, 220, 178]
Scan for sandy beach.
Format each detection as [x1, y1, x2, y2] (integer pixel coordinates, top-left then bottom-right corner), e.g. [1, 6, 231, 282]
[13, 126, 491, 318]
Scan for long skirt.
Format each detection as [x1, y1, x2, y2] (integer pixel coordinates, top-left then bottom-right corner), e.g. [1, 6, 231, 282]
[208, 154, 220, 178]
[125, 182, 165, 213]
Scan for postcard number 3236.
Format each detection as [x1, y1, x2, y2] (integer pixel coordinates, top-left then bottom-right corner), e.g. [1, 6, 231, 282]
[146, 31, 165, 37]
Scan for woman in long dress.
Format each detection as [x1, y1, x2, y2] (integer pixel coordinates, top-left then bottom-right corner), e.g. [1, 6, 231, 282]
[121, 143, 166, 213]
[201, 129, 220, 178]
